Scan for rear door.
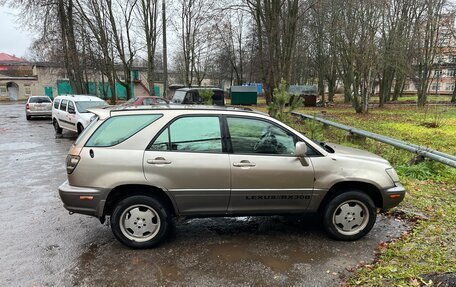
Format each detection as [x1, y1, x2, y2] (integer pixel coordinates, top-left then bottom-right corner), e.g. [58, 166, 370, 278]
[143, 115, 230, 215]
[226, 116, 315, 213]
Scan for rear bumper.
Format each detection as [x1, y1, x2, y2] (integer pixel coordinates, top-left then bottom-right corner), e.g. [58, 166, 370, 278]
[58, 180, 108, 218]
[26, 110, 52, 116]
[381, 183, 406, 210]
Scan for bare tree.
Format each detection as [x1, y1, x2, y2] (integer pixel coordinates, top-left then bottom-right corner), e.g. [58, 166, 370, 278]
[410, 0, 446, 107]
[214, 8, 248, 85]
[162, 0, 168, 98]
[173, 0, 216, 86]
[246, 0, 302, 104]
[137, 0, 159, 95]
[75, 0, 118, 103]
[334, 0, 381, 113]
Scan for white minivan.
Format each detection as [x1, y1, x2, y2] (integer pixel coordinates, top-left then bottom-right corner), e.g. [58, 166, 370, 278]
[52, 95, 106, 134]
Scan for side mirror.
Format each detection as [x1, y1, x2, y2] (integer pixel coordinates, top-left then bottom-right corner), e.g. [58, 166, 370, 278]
[295, 142, 309, 166]
[295, 142, 307, 157]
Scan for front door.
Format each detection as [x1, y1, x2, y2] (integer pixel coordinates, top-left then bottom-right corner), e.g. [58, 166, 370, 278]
[7, 84, 18, 101]
[143, 115, 230, 215]
[226, 116, 315, 213]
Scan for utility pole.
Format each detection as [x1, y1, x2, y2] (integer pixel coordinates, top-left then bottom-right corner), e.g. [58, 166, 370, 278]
[162, 0, 168, 98]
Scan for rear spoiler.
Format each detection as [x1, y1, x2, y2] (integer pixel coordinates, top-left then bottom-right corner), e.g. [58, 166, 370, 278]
[87, 106, 112, 120]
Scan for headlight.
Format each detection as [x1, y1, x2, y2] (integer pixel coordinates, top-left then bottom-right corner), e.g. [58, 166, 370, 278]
[386, 168, 400, 184]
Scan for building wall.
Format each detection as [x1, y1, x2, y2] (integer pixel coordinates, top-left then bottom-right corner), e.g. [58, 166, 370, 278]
[0, 79, 37, 101]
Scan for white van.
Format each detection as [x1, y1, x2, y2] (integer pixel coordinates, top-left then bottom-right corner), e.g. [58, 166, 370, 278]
[52, 95, 106, 134]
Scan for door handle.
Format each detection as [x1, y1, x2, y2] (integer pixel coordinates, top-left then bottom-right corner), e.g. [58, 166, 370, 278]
[147, 157, 172, 164]
[233, 160, 256, 167]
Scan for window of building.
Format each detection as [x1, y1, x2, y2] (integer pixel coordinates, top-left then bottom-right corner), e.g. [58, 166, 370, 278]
[24, 84, 32, 96]
[0, 85, 7, 96]
[448, 69, 456, 77]
[450, 55, 456, 63]
[434, 70, 443, 76]
[431, 84, 439, 91]
[446, 84, 454, 91]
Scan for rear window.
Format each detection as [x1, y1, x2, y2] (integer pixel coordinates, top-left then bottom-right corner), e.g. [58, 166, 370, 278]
[85, 114, 162, 147]
[29, 97, 51, 103]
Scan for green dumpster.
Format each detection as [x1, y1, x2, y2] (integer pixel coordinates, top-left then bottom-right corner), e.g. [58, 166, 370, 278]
[230, 86, 257, 105]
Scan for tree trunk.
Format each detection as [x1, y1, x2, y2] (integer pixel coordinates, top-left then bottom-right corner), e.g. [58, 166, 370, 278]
[162, 0, 168, 98]
[452, 79, 456, 103]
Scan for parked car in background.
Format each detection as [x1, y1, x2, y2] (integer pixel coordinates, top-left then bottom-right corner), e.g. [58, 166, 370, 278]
[171, 88, 225, 106]
[25, 96, 52, 120]
[52, 95, 107, 134]
[124, 96, 169, 106]
[58, 105, 405, 249]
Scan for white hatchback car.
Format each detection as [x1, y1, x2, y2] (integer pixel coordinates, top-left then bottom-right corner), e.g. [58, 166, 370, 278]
[52, 95, 106, 134]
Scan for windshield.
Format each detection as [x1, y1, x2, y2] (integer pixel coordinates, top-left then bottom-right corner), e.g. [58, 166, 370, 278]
[75, 101, 106, 113]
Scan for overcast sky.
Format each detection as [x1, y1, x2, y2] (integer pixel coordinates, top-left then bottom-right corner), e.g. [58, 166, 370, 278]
[0, 6, 33, 58]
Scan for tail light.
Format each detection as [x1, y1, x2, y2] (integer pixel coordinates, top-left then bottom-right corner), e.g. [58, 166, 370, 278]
[66, 155, 80, 174]
[26, 103, 30, 110]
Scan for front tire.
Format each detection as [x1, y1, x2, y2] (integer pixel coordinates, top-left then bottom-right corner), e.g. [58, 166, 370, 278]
[111, 195, 171, 249]
[53, 119, 62, 134]
[322, 191, 376, 241]
[77, 123, 84, 135]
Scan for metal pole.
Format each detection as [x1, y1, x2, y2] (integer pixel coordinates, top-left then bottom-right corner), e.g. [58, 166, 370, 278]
[292, 112, 456, 168]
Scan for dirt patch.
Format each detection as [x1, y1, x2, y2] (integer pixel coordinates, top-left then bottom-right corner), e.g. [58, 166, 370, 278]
[421, 273, 456, 287]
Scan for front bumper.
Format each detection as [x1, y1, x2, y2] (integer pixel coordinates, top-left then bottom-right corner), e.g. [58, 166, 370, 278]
[58, 180, 108, 218]
[381, 183, 406, 210]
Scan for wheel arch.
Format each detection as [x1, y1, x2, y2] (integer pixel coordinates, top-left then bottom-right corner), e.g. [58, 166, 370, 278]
[318, 181, 383, 213]
[103, 184, 177, 218]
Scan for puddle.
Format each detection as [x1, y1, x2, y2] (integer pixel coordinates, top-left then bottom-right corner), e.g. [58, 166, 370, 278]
[0, 142, 42, 151]
[208, 239, 334, 273]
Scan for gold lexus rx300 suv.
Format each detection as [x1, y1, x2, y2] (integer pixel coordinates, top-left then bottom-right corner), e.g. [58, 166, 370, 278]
[59, 105, 405, 249]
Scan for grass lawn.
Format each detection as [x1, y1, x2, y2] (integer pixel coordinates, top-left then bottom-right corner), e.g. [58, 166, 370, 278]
[249, 102, 456, 286]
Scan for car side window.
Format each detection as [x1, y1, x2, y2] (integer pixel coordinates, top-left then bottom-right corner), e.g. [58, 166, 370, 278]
[150, 116, 222, 153]
[60, 99, 68, 111]
[68, 101, 75, 114]
[53, 99, 60, 109]
[86, 115, 162, 147]
[227, 117, 296, 155]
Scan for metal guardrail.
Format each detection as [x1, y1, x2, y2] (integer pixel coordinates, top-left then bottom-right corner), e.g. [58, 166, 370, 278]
[292, 112, 456, 168]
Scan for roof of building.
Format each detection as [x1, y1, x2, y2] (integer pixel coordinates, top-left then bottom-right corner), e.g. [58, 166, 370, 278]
[0, 53, 26, 62]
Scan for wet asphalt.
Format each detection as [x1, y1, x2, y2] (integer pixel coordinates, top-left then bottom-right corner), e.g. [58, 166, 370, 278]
[0, 103, 408, 287]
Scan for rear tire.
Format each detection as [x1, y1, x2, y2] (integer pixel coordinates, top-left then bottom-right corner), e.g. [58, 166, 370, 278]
[53, 119, 62, 134]
[111, 195, 171, 249]
[322, 191, 376, 241]
[26, 115, 31, 120]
